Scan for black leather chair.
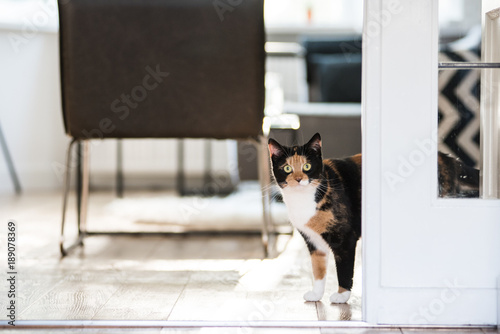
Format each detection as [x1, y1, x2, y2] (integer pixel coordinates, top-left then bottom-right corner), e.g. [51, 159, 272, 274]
[302, 37, 362, 103]
[58, 0, 272, 256]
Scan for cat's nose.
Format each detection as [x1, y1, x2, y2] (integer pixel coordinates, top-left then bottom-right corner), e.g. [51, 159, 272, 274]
[295, 177, 302, 183]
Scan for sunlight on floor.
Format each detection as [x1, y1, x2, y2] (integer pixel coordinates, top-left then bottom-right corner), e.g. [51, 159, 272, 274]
[0, 185, 362, 323]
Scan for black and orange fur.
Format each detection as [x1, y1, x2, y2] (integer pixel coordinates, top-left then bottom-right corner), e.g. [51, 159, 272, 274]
[268, 133, 361, 303]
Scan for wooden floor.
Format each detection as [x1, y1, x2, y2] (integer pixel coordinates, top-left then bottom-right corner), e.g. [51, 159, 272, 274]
[0, 188, 361, 324]
[0, 327, 498, 334]
[0, 189, 496, 333]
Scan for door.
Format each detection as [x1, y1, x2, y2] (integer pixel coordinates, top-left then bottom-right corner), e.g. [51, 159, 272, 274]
[362, 0, 500, 325]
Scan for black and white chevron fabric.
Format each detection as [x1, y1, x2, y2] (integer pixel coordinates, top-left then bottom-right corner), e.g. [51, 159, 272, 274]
[438, 48, 481, 168]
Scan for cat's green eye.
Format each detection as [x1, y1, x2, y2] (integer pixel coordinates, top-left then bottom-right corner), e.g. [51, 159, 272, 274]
[303, 163, 312, 171]
[283, 165, 293, 173]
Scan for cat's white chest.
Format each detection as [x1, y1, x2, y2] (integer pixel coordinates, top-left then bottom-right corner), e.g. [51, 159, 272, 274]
[281, 184, 317, 229]
[281, 184, 330, 253]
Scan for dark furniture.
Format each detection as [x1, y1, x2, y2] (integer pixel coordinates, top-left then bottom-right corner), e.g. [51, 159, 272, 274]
[302, 37, 362, 103]
[58, 0, 272, 256]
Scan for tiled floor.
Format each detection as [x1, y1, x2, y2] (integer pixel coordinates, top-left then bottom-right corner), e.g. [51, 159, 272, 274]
[0, 188, 361, 324]
[0, 188, 497, 333]
[0, 327, 497, 333]
[6, 230, 362, 322]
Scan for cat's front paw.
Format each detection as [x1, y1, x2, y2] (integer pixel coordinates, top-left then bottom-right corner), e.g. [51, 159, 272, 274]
[303, 290, 323, 302]
[330, 291, 351, 304]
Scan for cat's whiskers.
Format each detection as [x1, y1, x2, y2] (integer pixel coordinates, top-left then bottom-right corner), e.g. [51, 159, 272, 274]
[259, 183, 277, 193]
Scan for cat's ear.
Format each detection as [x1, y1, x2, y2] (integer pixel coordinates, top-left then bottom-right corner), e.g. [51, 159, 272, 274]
[306, 133, 322, 153]
[268, 138, 285, 158]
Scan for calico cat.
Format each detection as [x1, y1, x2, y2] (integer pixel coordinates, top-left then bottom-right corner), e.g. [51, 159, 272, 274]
[268, 133, 361, 303]
[268, 134, 480, 304]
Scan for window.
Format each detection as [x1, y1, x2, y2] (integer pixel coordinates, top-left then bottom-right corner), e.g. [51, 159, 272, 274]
[437, 0, 500, 199]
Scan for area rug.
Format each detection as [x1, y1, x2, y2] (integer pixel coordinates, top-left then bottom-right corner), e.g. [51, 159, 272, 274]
[86, 182, 289, 233]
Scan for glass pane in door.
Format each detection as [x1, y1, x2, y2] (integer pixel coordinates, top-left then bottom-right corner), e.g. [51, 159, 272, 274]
[437, 0, 482, 198]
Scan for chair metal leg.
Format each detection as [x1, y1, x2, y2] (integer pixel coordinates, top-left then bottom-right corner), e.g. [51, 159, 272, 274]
[116, 139, 124, 198]
[80, 141, 90, 238]
[60, 139, 90, 257]
[0, 122, 21, 194]
[256, 135, 273, 257]
[76, 142, 83, 235]
[60, 138, 79, 256]
[60, 137, 276, 257]
[177, 139, 186, 196]
[203, 140, 212, 190]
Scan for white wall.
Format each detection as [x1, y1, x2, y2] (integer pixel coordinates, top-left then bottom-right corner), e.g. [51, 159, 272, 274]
[0, 26, 67, 194]
[363, 0, 500, 325]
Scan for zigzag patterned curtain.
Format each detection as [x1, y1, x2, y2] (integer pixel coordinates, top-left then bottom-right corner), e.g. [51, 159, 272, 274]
[438, 49, 481, 168]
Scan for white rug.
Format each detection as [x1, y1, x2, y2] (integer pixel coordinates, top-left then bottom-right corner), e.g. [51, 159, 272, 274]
[87, 182, 289, 233]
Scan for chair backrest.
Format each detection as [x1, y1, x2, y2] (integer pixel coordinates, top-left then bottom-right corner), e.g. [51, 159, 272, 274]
[58, 0, 265, 140]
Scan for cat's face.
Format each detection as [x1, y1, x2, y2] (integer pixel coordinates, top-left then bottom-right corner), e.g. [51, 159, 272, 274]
[268, 133, 323, 189]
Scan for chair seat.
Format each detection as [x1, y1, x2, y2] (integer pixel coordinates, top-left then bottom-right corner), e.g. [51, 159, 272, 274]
[59, 0, 265, 140]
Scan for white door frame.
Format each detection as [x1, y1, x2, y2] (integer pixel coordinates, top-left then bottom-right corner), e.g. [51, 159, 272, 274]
[362, 0, 500, 325]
